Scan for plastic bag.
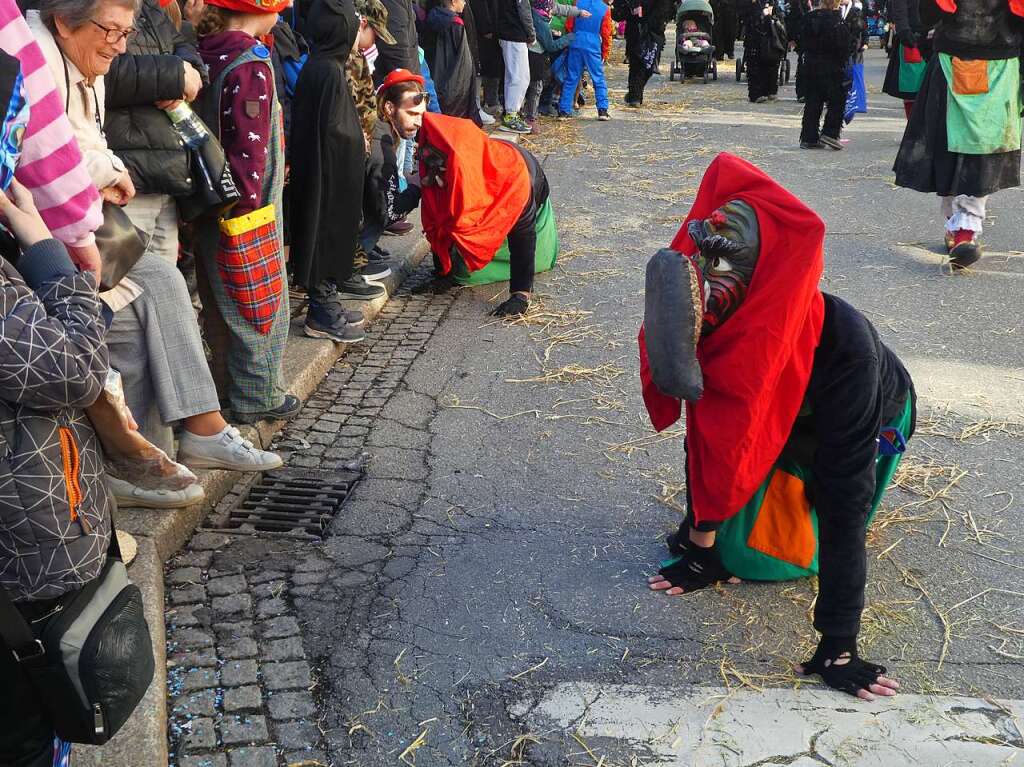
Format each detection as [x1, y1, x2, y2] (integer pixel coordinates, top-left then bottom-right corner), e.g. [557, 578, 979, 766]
[87, 371, 199, 491]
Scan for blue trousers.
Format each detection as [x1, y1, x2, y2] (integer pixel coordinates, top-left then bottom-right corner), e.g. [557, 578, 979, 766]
[558, 48, 608, 113]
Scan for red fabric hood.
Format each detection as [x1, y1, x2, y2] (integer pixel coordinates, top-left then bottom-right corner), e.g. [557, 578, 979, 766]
[418, 113, 531, 273]
[639, 153, 826, 524]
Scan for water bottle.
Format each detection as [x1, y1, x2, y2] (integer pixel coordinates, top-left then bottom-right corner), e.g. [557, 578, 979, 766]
[164, 102, 209, 149]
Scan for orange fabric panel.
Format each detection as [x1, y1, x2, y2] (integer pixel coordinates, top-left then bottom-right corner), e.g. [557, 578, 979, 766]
[746, 469, 816, 569]
[601, 8, 613, 61]
[951, 57, 989, 95]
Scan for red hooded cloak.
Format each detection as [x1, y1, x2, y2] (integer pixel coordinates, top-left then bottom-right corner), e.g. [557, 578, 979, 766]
[639, 153, 826, 525]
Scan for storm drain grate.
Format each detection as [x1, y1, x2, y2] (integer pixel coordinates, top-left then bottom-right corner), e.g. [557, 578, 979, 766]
[220, 469, 361, 537]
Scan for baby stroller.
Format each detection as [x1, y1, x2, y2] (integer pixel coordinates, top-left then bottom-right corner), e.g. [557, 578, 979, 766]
[669, 0, 718, 83]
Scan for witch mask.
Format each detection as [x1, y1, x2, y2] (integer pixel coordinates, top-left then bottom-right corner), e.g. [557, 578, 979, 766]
[643, 200, 760, 402]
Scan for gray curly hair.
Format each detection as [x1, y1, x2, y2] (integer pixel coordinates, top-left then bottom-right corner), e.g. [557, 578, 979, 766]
[39, 0, 141, 31]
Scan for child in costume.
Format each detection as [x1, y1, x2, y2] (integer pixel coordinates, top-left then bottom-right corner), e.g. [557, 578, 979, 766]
[641, 153, 915, 702]
[424, 0, 481, 119]
[881, 0, 930, 119]
[194, 0, 298, 423]
[743, 0, 786, 102]
[798, 0, 853, 150]
[893, 0, 1023, 269]
[557, 0, 613, 119]
[290, 0, 382, 346]
[376, 69, 559, 317]
[525, 0, 585, 128]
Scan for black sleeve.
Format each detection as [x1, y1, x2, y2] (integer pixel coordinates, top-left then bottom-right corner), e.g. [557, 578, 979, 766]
[373, 0, 415, 86]
[104, 52, 185, 109]
[811, 351, 883, 639]
[169, 13, 208, 85]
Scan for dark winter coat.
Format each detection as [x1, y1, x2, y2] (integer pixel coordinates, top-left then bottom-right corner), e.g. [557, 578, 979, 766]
[886, 0, 924, 48]
[469, 0, 504, 75]
[799, 8, 852, 73]
[922, 0, 1024, 60]
[0, 240, 112, 604]
[425, 7, 478, 117]
[612, 0, 674, 57]
[743, 0, 786, 61]
[288, 0, 365, 288]
[496, 0, 537, 42]
[104, 0, 206, 197]
[373, 0, 422, 85]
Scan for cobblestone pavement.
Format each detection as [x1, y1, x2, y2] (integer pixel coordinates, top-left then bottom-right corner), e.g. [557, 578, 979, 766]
[165, 269, 458, 767]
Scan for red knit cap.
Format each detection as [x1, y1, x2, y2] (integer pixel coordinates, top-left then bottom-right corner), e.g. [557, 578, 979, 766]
[376, 68, 425, 94]
[206, 0, 291, 15]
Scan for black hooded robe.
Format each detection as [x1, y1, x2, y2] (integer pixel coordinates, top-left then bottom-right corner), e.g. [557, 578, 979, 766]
[288, 0, 365, 289]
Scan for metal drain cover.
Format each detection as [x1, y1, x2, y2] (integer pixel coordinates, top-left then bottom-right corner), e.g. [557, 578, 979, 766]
[221, 469, 361, 537]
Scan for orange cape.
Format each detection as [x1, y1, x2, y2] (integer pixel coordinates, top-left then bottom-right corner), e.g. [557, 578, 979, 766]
[418, 113, 532, 274]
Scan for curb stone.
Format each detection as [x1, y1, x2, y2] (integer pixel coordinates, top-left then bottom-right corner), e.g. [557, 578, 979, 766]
[79, 226, 429, 767]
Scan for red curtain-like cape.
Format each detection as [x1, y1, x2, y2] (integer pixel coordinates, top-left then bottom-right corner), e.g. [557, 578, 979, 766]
[639, 153, 826, 525]
[418, 113, 531, 274]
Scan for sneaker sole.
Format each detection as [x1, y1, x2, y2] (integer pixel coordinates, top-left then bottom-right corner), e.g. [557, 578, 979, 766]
[335, 290, 387, 300]
[304, 325, 367, 344]
[362, 268, 393, 282]
[820, 138, 843, 150]
[233, 398, 303, 424]
[498, 125, 532, 134]
[178, 452, 285, 472]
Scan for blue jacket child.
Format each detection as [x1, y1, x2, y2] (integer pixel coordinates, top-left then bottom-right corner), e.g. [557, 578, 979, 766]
[557, 0, 612, 116]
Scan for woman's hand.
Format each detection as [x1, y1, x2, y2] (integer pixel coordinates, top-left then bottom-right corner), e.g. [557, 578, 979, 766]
[103, 169, 136, 206]
[182, 62, 202, 102]
[0, 179, 52, 247]
[183, 0, 205, 27]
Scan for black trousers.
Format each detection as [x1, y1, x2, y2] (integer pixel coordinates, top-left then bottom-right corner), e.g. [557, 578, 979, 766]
[747, 56, 779, 100]
[712, 10, 737, 59]
[0, 600, 62, 767]
[800, 69, 847, 142]
[626, 54, 654, 104]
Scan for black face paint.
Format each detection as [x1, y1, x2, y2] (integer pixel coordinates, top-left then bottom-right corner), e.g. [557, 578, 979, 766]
[686, 200, 761, 335]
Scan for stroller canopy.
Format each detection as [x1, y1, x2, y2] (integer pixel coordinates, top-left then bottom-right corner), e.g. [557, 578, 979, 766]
[676, 0, 714, 26]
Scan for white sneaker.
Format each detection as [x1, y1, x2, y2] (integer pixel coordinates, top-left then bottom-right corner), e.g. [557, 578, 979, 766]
[108, 476, 205, 509]
[478, 108, 496, 125]
[178, 426, 284, 472]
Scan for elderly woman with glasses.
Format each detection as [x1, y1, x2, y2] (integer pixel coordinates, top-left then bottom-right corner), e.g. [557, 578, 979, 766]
[29, 0, 284, 511]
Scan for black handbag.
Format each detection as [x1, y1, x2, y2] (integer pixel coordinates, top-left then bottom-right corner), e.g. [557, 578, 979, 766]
[96, 202, 146, 291]
[177, 126, 241, 223]
[0, 525, 155, 745]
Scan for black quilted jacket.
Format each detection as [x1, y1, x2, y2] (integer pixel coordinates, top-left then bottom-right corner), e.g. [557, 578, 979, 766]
[104, 0, 208, 196]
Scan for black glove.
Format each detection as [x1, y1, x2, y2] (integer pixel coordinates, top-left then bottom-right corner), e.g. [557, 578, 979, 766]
[799, 635, 889, 698]
[656, 540, 734, 593]
[490, 294, 530, 317]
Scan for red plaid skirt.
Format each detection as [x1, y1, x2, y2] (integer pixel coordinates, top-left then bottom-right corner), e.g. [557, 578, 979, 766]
[217, 205, 284, 335]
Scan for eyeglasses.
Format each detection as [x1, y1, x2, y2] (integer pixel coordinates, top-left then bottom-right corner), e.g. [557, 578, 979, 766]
[399, 92, 431, 109]
[89, 19, 136, 44]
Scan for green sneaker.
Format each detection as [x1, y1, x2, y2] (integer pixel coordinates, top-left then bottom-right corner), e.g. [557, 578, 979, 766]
[499, 112, 532, 134]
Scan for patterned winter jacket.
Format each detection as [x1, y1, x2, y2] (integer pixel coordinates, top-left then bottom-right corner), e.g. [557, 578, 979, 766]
[0, 240, 112, 603]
